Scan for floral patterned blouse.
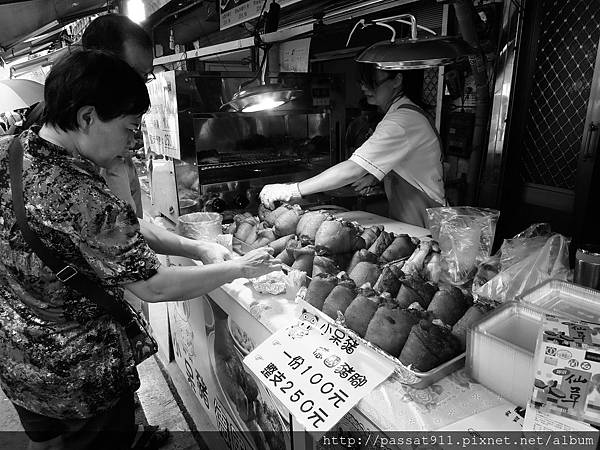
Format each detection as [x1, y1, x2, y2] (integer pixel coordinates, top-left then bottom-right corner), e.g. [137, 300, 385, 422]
[0, 128, 160, 419]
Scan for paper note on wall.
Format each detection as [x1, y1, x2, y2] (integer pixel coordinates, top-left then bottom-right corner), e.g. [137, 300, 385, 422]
[220, 0, 301, 30]
[279, 38, 311, 73]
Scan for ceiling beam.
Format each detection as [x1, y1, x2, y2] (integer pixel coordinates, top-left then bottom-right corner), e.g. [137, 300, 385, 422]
[12, 20, 60, 47]
[154, 23, 313, 66]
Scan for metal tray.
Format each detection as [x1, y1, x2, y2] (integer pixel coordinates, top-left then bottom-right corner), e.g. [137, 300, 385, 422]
[517, 279, 600, 323]
[231, 233, 464, 388]
[297, 287, 464, 389]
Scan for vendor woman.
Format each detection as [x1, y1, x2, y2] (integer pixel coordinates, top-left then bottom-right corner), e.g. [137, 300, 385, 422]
[260, 64, 445, 228]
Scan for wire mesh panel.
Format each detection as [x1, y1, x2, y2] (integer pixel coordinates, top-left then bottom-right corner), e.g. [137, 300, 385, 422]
[423, 67, 438, 121]
[521, 0, 600, 190]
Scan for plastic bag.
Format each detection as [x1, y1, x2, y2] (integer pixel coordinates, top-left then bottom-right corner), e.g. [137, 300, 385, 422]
[474, 224, 570, 304]
[426, 206, 500, 285]
[472, 254, 501, 294]
[499, 223, 552, 269]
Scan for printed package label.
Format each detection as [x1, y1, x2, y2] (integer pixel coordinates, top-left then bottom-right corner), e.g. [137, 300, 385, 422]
[528, 314, 600, 428]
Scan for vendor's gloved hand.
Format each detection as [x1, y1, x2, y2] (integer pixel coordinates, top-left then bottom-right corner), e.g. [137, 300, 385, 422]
[259, 183, 302, 209]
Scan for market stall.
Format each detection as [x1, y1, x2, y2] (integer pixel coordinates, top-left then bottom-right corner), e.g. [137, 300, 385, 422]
[3, 0, 600, 447]
[142, 189, 600, 449]
[135, 1, 600, 442]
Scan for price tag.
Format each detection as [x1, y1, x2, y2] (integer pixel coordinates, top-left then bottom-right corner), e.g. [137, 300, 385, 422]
[243, 309, 394, 433]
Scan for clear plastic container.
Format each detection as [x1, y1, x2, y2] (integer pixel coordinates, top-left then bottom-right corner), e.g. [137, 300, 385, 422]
[518, 279, 600, 323]
[177, 212, 223, 242]
[468, 280, 600, 407]
[466, 301, 545, 407]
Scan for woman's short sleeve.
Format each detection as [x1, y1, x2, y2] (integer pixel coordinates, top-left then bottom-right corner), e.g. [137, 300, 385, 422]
[75, 185, 160, 286]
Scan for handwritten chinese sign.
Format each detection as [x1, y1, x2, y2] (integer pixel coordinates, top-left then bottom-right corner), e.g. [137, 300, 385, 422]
[243, 309, 394, 433]
[279, 38, 311, 73]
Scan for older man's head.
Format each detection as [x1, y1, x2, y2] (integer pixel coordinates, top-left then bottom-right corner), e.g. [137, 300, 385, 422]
[82, 14, 154, 82]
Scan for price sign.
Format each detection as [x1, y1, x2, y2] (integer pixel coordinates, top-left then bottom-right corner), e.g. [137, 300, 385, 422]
[243, 309, 394, 433]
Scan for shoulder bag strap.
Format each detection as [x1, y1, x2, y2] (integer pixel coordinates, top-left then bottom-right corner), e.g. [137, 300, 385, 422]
[7, 136, 134, 328]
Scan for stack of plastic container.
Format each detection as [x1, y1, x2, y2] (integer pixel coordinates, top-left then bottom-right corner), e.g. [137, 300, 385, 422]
[466, 302, 544, 406]
[466, 279, 600, 407]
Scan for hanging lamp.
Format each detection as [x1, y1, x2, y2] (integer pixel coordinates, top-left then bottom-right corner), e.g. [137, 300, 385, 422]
[223, 75, 302, 113]
[222, 0, 302, 112]
[349, 14, 473, 70]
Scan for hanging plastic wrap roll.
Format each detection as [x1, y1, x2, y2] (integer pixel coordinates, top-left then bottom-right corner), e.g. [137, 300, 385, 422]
[426, 206, 500, 285]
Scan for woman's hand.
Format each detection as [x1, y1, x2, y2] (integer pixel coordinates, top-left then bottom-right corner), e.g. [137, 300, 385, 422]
[351, 173, 379, 194]
[193, 241, 232, 264]
[234, 247, 281, 279]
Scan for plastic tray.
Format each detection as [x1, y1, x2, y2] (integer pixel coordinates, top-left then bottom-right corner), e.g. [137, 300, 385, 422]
[518, 279, 600, 323]
[466, 301, 545, 406]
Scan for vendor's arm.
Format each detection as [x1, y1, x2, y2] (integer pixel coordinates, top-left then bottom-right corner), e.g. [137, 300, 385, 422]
[139, 218, 231, 263]
[260, 160, 367, 208]
[351, 173, 380, 194]
[298, 160, 368, 196]
[124, 247, 279, 303]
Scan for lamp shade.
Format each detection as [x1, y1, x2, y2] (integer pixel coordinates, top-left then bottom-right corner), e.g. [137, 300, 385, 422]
[223, 84, 302, 112]
[356, 35, 473, 70]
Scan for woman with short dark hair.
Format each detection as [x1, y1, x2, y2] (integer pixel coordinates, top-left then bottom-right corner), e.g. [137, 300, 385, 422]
[0, 49, 279, 450]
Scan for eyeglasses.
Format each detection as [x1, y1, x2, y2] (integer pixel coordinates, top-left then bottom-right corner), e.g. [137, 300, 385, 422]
[145, 71, 156, 83]
[359, 75, 393, 90]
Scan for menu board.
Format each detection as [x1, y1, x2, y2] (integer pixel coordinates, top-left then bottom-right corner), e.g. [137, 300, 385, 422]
[219, 0, 302, 30]
[143, 71, 180, 159]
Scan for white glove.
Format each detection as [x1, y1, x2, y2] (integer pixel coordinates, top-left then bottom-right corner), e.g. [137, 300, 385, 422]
[259, 183, 302, 209]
